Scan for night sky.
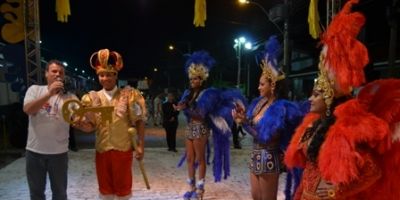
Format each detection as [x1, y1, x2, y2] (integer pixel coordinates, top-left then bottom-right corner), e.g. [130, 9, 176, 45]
[1, 0, 396, 91]
[38, 0, 284, 82]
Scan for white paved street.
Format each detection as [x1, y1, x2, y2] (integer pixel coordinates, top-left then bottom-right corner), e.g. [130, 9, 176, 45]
[0, 114, 288, 200]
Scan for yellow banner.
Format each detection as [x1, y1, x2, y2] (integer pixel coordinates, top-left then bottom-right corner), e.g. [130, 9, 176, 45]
[308, 0, 321, 39]
[194, 0, 206, 27]
[56, 0, 71, 23]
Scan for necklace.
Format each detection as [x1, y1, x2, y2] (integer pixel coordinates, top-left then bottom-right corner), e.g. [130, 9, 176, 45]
[250, 97, 271, 125]
[252, 97, 269, 117]
[300, 127, 315, 143]
[300, 119, 321, 143]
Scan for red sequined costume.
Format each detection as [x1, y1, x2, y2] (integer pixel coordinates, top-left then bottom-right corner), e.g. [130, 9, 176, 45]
[285, 0, 400, 199]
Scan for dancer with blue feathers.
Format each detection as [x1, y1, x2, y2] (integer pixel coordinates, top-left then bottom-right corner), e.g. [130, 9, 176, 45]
[174, 50, 246, 200]
[232, 36, 305, 200]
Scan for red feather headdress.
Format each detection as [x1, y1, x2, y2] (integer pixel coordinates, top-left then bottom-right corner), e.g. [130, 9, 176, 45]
[314, 0, 369, 114]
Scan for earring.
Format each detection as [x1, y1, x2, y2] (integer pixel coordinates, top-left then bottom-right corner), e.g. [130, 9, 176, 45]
[325, 106, 331, 117]
[271, 81, 276, 94]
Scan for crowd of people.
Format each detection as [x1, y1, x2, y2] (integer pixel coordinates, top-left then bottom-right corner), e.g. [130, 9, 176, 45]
[21, 1, 399, 200]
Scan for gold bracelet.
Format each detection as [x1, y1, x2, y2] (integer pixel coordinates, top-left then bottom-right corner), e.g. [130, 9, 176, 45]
[327, 189, 335, 198]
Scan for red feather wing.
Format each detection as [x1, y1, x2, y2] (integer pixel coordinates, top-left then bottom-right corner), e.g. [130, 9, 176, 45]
[357, 79, 400, 142]
[356, 79, 400, 200]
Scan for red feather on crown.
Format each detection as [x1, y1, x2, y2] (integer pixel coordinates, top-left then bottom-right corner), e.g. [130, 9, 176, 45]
[320, 0, 369, 94]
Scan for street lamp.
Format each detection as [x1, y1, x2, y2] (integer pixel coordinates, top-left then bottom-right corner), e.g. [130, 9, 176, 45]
[234, 36, 252, 90]
[168, 44, 184, 56]
[168, 42, 192, 55]
[238, 0, 283, 34]
[243, 42, 253, 97]
[238, 0, 289, 74]
[167, 42, 192, 90]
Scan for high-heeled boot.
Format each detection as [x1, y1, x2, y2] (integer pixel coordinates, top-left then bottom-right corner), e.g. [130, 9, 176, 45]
[183, 178, 195, 200]
[192, 179, 205, 200]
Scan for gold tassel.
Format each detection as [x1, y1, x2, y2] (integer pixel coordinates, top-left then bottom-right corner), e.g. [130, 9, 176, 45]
[193, 0, 206, 27]
[308, 0, 321, 39]
[55, 0, 71, 23]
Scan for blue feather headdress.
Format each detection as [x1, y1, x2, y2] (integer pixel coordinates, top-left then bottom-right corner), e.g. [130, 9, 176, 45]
[260, 35, 285, 83]
[184, 50, 216, 81]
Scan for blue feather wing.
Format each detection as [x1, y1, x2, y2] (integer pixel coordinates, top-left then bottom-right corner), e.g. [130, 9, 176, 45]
[245, 99, 308, 150]
[196, 88, 220, 120]
[208, 89, 247, 135]
[179, 89, 191, 122]
[244, 98, 308, 199]
[256, 101, 286, 144]
[205, 88, 247, 182]
[279, 100, 308, 150]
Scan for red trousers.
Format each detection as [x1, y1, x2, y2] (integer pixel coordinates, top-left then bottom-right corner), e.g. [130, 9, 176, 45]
[95, 150, 133, 197]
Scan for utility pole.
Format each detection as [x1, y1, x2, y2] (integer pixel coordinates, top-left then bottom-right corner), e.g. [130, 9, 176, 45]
[24, 0, 42, 86]
[283, 0, 290, 75]
[236, 42, 242, 88]
[246, 62, 250, 97]
[388, 0, 399, 77]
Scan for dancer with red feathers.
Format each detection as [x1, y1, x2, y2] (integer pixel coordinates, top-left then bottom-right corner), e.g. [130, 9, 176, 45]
[284, 0, 400, 199]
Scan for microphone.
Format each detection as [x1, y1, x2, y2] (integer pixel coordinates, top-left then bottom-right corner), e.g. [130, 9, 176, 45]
[56, 77, 66, 94]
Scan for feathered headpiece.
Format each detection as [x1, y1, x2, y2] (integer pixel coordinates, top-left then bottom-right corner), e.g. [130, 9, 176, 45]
[314, 47, 335, 113]
[260, 35, 285, 84]
[315, 0, 368, 114]
[184, 50, 215, 81]
[90, 49, 123, 74]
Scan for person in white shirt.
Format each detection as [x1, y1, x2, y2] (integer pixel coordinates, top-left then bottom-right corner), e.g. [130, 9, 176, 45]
[23, 59, 77, 200]
[153, 95, 162, 126]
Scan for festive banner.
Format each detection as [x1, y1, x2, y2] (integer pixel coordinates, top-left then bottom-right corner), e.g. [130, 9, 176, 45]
[56, 0, 71, 23]
[194, 0, 206, 27]
[308, 0, 321, 39]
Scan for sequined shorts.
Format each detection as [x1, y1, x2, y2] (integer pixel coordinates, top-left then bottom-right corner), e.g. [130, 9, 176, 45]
[248, 148, 283, 175]
[186, 122, 210, 140]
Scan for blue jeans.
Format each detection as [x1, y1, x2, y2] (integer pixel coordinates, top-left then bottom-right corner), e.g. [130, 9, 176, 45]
[26, 150, 68, 200]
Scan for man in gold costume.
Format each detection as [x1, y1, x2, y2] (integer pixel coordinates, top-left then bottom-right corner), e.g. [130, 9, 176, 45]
[77, 49, 146, 200]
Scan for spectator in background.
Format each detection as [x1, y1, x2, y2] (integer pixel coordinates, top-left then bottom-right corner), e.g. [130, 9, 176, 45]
[162, 92, 179, 152]
[145, 95, 154, 126]
[231, 123, 245, 149]
[153, 94, 163, 126]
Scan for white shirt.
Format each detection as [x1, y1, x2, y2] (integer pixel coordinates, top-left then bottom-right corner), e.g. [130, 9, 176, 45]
[101, 86, 143, 116]
[102, 86, 118, 101]
[24, 85, 77, 154]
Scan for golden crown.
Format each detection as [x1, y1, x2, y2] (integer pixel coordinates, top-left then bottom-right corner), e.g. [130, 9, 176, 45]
[90, 49, 123, 74]
[260, 59, 285, 84]
[187, 63, 209, 81]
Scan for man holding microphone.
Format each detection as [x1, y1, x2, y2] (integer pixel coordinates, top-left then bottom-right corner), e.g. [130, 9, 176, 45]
[23, 59, 78, 200]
